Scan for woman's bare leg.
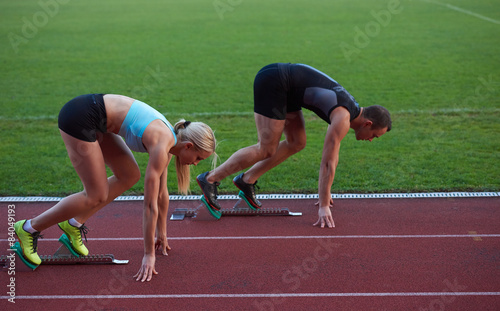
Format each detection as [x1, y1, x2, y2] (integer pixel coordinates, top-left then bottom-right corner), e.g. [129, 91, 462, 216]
[75, 133, 140, 223]
[30, 130, 109, 232]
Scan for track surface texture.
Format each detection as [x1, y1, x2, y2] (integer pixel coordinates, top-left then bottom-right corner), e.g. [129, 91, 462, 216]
[1, 196, 499, 310]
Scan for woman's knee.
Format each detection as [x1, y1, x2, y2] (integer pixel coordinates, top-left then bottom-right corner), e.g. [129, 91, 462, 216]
[117, 164, 141, 188]
[129, 165, 141, 185]
[125, 164, 142, 187]
[84, 188, 109, 207]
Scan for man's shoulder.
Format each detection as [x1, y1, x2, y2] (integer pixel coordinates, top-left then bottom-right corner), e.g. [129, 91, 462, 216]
[329, 106, 351, 126]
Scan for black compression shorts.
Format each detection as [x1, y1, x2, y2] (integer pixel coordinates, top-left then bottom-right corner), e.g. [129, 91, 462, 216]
[253, 63, 301, 120]
[58, 94, 107, 142]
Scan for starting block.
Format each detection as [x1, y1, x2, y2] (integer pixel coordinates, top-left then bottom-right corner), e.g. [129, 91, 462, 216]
[1, 234, 128, 271]
[170, 197, 302, 221]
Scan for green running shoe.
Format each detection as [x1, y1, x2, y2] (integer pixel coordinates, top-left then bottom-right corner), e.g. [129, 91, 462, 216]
[14, 220, 42, 266]
[58, 220, 89, 256]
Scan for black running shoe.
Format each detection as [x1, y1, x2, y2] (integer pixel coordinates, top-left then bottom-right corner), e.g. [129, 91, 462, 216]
[233, 173, 262, 209]
[196, 172, 221, 211]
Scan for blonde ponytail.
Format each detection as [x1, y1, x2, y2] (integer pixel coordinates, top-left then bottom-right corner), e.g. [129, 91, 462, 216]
[173, 119, 217, 195]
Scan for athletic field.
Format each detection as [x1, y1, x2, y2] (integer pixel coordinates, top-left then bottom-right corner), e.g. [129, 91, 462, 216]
[1, 0, 499, 196]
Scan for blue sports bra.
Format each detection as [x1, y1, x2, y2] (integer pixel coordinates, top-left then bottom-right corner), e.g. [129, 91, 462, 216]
[118, 100, 177, 153]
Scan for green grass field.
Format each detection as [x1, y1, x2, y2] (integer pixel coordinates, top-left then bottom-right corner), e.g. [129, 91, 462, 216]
[1, 0, 499, 196]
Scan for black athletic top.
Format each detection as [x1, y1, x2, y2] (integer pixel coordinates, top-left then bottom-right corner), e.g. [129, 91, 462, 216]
[253, 63, 360, 123]
[280, 63, 360, 123]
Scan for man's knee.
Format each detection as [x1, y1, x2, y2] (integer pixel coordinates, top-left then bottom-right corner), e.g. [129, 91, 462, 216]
[258, 144, 277, 159]
[289, 136, 306, 153]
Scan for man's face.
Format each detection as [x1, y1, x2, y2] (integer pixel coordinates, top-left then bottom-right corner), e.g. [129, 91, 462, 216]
[355, 125, 388, 142]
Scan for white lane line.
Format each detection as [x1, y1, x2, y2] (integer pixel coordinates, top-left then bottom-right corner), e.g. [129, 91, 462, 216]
[420, 0, 500, 24]
[2, 234, 499, 243]
[2, 292, 499, 300]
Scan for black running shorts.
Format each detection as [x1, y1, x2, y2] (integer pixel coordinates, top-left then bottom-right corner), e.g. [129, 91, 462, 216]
[58, 94, 107, 142]
[253, 63, 301, 120]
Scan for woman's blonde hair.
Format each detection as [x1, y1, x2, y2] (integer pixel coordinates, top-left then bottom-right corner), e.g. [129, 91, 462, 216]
[173, 119, 217, 195]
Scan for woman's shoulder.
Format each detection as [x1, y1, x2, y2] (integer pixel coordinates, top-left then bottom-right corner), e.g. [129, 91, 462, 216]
[103, 94, 135, 106]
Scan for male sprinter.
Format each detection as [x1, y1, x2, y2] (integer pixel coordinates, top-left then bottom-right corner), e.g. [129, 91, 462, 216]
[197, 63, 391, 228]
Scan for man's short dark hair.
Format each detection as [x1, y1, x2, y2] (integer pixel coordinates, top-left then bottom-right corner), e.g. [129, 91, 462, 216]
[363, 105, 392, 131]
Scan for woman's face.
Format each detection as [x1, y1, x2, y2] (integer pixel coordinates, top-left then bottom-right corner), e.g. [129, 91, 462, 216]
[179, 143, 212, 166]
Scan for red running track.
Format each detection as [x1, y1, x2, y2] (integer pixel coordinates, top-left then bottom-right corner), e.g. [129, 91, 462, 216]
[1, 196, 499, 310]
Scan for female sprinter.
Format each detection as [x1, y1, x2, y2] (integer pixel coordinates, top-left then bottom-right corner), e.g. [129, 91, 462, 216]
[14, 94, 217, 282]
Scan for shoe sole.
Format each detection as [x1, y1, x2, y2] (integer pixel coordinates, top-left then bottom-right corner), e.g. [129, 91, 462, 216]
[200, 196, 222, 219]
[11, 241, 39, 269]
[13, 231, 41, 266]
[233, 180, 261, 209]
[237, 190, 261, 210]
[57, 224, 88, 256]
[196, 179, 221, 211]
[58, 234, 82, 257]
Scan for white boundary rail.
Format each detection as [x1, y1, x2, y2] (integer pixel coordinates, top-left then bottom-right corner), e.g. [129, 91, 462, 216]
[1, 192, 498, 202]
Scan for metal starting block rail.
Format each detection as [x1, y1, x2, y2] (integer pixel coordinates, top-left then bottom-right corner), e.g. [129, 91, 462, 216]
[170, 198, 302, 221]
[1, 234, 128, 271]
